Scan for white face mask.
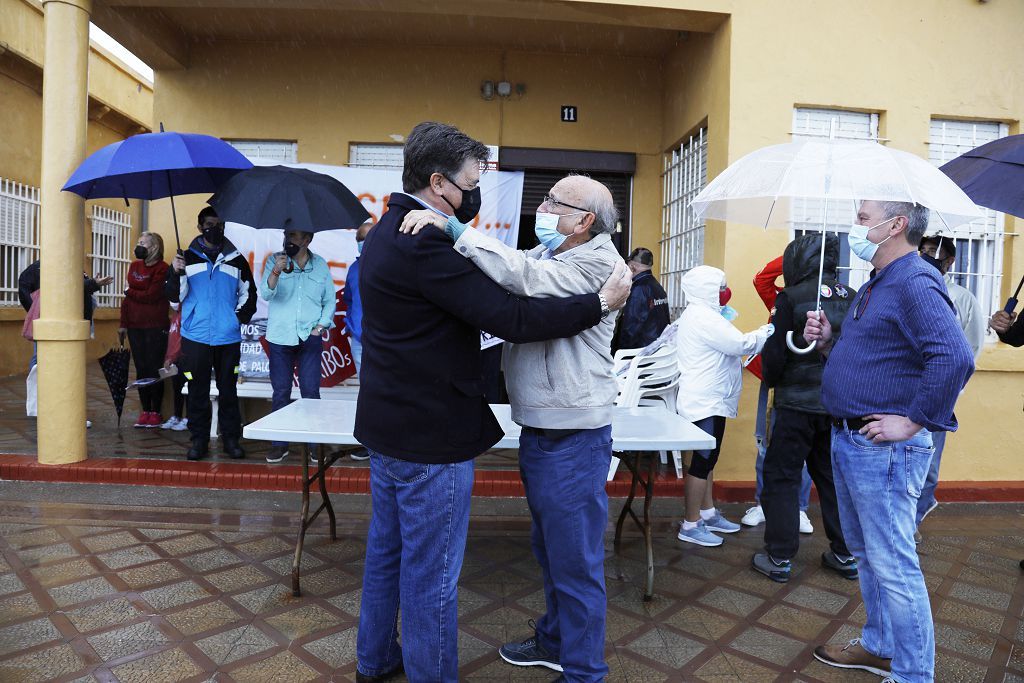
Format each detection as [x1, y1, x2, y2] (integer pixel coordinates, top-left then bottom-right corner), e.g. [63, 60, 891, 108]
[534, 211, 582, 252]
[848, 217, 898, 262]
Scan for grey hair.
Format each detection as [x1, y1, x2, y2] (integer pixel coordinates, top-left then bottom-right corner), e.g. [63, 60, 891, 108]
[878, 201, 930, 245]
[585, 182, 619, 237]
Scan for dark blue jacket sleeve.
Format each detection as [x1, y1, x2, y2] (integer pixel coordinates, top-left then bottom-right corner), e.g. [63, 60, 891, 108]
[414, 230, 601, 343]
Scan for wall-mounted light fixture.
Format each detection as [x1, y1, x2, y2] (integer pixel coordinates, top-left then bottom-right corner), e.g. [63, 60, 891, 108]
[496, 81, 512, 98]
[481, 80, 495, 101]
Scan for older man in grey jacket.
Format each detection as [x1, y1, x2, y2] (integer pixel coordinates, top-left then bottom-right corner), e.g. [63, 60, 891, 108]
[402, 175, 623, 683]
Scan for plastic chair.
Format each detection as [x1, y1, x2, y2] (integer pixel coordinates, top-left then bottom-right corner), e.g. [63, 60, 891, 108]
[608, 346, 679, 480]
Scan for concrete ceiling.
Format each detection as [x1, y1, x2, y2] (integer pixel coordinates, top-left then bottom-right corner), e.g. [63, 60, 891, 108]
[91, 0, 729, 70]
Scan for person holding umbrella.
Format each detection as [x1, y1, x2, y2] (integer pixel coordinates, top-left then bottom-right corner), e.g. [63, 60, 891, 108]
[805, 200, 974, 683]
[990, 306, 1024, 347]
[260, 230, 334, 463]
[165, 207, 257, 461]
[118, 232, 170, 428]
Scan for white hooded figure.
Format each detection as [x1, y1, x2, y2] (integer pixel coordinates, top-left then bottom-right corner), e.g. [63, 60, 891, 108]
[674, 265, 773, 422]
[672, 264, 774, 548]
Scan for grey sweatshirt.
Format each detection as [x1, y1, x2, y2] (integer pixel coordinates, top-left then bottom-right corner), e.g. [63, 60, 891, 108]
[454, 228, 619, 429]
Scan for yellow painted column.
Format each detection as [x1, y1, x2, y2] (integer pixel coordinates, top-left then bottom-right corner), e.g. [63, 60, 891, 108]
[34, 0, 93, 465]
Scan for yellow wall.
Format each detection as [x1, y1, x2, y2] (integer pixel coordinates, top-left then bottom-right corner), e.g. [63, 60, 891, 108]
[679, 0, 1024, 483]
[151, 42, 665, 256]
[0, 0, 153, 376]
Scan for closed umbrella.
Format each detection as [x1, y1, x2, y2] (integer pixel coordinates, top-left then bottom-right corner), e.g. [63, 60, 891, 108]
[691, 136, 983, 352]
[97, 347, 132, 427]
[940, 134, 1024, 312]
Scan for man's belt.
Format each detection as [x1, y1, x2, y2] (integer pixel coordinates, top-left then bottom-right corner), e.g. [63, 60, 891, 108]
[830, 417, 871, 432]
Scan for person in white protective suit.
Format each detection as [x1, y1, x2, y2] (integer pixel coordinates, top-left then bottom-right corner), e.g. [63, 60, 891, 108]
[674, 265, 774, 548]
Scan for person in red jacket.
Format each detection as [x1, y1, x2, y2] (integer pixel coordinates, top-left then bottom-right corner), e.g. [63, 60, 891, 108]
[119, 232, 170, 428]
[740, 255, 815, 534]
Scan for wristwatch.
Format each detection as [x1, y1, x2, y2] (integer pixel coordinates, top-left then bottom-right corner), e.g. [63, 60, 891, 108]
[598, 293, 611, 319]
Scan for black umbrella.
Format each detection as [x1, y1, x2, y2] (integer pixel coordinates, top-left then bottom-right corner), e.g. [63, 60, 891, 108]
[97, 347, 132, 427]
[208, 165, 371, 232]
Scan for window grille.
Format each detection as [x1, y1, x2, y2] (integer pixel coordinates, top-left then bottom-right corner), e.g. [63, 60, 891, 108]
[88, 206, 132, 308]
[0, 178, 40, 306]
[349, 143, 404, 169]
[659, 128, 707, 319]
[226, 140, 298, 163]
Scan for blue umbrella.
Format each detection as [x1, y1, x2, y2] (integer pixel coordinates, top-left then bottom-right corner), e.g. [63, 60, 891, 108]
[62, 127, 253, 248]
[940, 134, 1024, 312]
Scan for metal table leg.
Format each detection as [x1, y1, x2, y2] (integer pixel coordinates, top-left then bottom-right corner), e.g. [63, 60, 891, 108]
[613, 451, 658, 601]
[291, 443, 346, 597]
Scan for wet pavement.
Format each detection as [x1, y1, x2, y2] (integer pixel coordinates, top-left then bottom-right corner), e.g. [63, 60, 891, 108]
[0, 481, 1022, 682]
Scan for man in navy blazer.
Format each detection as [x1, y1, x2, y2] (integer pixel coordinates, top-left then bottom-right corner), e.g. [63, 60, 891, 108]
[353, 122, 630, 683]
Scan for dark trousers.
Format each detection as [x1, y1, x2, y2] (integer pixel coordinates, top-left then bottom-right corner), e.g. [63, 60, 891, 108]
[761, 407, 850, 560]
[267, 336, 323, 447]
[180, 337, 241, 443]
[171, 373, 186, 419]
[126, 327, 168, 413]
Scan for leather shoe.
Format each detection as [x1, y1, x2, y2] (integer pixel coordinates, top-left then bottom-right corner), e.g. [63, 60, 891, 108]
[222, 439, 246, 460]
[355, 661, 403, 682]
[186, 441, 209, 461]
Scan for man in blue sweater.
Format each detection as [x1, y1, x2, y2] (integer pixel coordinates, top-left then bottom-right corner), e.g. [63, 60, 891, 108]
[804, 200, 974, 683]
[166, 207, 257, 461]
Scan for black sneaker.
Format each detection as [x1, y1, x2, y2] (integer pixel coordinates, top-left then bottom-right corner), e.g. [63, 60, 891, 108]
[186, 441, 209, 461]
[822, 551, 858, 580]
[222, 439, 246, 460]
[751, 552, 791, 583]
[499, 630, 562, 672]
[266, 445, 289, 463]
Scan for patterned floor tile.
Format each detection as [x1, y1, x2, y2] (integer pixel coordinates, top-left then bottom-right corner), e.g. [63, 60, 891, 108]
[29, 558, 98, 588]
[948, 581, 1013, 612]
[728, 625, 806, 666]
[195, 625, 277, 666]
[697, 586, 765, 618]
[80, 531, 142, 554]
[782, 584, 850, 615]
[0, 592, 42, 625]
[15, 542, 78, 567]
[0, 643, 85, 682]
[5, 527, 65, 549]
[64, 597, 143, 633]
[119, 561, 184, 589]
[179, 548, 243, 573]
[0, 616, 61, 657]
[234, 535, 293, 559]
[50, 576, 117, 607]
[156, 533, 218, 557]
[231, 583, 298, 615]
[204, 565, 275, 593]
[96, 545, 162, 570]
[262, 552, 324, 575]
[86, 620, 169, 661]
[229, 650, 320, 682]
[164, 599, 244, 636]
[140, 580, 212, 610]
[109, 647, 203, 683]
[757, 603, 831, 641]
[303, 625, 358, 668]
[264, 604, 343, 641]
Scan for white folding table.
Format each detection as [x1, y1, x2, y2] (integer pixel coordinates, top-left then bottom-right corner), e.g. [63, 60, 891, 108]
[243, 398, 715, 598]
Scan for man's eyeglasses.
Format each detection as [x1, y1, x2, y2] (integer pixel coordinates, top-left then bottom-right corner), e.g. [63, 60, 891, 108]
[543, 194, 590, 213]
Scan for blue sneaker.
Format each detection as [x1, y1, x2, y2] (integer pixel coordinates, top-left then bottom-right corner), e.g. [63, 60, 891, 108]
[821, 551, 859, 580]
[498, 630, 562, 672]
[703, 510, 741, 534]
[677, 520, 723, 547]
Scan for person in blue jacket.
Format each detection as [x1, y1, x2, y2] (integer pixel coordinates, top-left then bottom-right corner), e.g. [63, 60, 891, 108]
[166, 207, 257, 461]
[612, 247, 670, 352]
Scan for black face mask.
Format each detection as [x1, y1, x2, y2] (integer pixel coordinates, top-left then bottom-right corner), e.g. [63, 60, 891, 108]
[134, 246, 148, 260]
[442, 176, 482, 224]
[284, 241, 301, 257]
[920, 252, 945, 275]
[201, 226, 224, 246]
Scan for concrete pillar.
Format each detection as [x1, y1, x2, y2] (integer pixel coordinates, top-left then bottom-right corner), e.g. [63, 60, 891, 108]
[34, 0, 93, 465]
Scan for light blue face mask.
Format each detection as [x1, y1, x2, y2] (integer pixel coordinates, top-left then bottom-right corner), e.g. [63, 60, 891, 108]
[356, 240, 364, 254]
[720, 304, 739, 321]
[848, 217, 898, 262]
[534, 211, 584, 252]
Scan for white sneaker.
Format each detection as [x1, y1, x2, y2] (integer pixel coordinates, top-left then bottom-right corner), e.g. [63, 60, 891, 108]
[799, 510, 814, 534]
[160, 416, 179, 430]
[172, 418, 188, 432]
[741, 505, 765, 526]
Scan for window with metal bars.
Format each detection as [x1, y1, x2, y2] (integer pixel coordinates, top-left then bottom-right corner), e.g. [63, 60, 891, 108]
[226, 140, 298, 163]
[88, 206, 132, 308]
[0, 178, 40, 307]
[927, 119, 1008, 324]
[349, 143, 404, 169]
[659, 128, 707, 319]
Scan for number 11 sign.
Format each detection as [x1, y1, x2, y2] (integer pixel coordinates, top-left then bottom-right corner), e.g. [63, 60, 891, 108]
[561, 106, 578, 123]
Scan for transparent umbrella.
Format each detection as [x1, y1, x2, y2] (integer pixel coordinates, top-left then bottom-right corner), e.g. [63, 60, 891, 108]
[691, 136, 983, 352]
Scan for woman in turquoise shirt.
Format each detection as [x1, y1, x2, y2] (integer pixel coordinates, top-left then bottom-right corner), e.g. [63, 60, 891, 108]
[260, 230, 335, 463]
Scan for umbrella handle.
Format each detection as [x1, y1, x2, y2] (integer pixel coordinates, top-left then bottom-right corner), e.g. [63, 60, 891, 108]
[786, 331, 817, 354]
[1005, 297, 1019, 314]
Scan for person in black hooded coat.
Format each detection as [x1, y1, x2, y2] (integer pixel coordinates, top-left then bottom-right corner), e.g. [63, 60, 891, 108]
[752, 233, 858, 583]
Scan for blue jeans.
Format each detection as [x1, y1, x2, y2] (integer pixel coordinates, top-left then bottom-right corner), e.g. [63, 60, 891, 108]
[916, 430, 947, 525]
[357, 452, 474, 682]
[266, 336, 322, 447]
[350, 336, 363, 375]
[754, 382, 811, 510]
[831, 426, 935, 683]
[519, 425, 612, 683]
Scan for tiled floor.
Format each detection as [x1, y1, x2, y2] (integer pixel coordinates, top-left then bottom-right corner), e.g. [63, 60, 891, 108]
[0, 482, 1021, 682]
